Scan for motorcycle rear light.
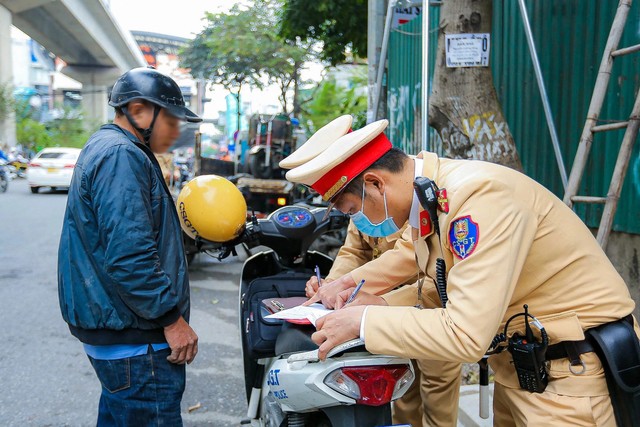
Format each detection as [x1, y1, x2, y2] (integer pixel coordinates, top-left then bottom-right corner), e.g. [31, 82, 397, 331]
[324, 365, 411, 406]
[277, 197, 287, 206]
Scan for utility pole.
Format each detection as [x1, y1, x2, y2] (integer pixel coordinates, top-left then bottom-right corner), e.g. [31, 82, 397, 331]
[367, 0, 386, 123]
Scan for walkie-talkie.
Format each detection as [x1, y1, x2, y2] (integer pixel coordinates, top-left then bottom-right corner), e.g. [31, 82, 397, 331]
[413, 177, 440, 236]
[413, 177, 448, 307]
[507, 305, 549, 393]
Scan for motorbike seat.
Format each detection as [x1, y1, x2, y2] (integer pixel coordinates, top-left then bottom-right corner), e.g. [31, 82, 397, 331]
[275, 322, 318, 356]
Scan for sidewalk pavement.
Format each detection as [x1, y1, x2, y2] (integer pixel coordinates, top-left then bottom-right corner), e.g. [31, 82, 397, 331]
[457, 383, 494, 427]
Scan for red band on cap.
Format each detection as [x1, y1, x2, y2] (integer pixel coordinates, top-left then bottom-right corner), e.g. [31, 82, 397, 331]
[312, 131, 392, 200]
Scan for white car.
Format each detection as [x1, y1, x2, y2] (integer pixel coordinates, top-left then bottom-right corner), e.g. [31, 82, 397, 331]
[27, 147, 82, 193]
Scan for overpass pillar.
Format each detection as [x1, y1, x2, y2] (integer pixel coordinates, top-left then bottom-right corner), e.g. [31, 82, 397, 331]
[0, 4, 16, 147]
[81, 83, 109, 128]
[62, 66, 122, 128]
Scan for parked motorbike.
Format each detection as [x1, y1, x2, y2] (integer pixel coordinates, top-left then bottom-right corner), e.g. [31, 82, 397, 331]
[0, 159, 10, 193]
[214, 205, 414, 427]
[8, 156, 28, 179]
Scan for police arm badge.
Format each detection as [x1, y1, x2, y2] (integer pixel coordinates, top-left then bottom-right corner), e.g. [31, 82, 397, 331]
[449, 216, 480, 260]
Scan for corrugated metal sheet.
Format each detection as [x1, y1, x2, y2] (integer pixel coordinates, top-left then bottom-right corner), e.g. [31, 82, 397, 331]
[387, 0, 640, 234]
[387, 8, 440, 154]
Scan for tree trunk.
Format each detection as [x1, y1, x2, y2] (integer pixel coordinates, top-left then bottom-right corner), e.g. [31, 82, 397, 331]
[429, 0, 522, 171]
[279, 81, 289, 114]
[293, 60, 301, 118]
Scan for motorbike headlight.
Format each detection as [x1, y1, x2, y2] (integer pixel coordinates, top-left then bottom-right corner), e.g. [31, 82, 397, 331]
[323, 365, 412, 406]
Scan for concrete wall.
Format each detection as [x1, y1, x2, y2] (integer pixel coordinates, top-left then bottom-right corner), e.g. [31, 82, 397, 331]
[0, 4, 16, 147]
[605, 231, 640, 320]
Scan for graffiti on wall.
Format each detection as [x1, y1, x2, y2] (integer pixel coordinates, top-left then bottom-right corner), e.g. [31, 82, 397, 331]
[439, 111, 517, 161]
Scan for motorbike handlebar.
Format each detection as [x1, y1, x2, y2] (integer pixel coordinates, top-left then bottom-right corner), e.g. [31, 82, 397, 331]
[215, 205, 348, 262]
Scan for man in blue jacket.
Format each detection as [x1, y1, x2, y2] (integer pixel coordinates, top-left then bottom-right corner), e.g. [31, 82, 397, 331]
[58, 67, 201, 425]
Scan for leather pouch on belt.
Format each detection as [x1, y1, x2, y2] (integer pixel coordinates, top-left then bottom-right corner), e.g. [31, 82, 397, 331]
[586, 318, 640, 427]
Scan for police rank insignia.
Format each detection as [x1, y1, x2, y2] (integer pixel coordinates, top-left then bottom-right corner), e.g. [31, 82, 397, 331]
[449, 216, 479, 259]
[436, 188, 449, 213]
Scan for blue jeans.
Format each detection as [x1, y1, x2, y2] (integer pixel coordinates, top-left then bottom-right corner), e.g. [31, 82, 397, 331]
[88, 347, 186, 426]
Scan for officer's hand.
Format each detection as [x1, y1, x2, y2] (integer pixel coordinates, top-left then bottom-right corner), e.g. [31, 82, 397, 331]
[305, 275, 325, 298]
[164, 316, 198, 364]
[304, 274, 356, 308]
[312, 305, 366, 360]
[334, 289, 388, 310]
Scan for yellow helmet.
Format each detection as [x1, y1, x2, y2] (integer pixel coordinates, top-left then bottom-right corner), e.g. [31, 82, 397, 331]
[177, 175, 247, 242]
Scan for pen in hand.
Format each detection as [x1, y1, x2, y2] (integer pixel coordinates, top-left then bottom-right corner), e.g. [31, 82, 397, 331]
[344, 279, 366, 305]
[315, 265, 322, 288]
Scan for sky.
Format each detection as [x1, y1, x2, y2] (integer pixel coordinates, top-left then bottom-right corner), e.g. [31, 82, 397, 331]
[106, 0, 237, 39]
[106, 0, 286, 123]
[105, 0, 323, 124]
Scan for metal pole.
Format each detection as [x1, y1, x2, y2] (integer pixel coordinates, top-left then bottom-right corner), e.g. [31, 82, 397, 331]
[373, 0, 395, 121]
[421, 0, 430, 151]
[367, 0, 386, 123]
[517, 0, 568, 189]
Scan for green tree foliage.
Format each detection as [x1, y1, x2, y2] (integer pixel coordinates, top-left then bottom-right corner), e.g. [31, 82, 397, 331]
[48, 108, 96, 149]
[15, 100, 92, 152]
[180, 0, 312, 114]
[15, 100, 51, 150]
[303, 66, 368, 134]
[279, 0, 367, 65]
[0, 82, 13, 122]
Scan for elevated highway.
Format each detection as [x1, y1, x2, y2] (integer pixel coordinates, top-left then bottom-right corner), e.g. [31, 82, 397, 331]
[0, 0, 146, 144]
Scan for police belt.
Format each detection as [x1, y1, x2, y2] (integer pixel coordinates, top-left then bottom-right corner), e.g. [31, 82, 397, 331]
[545, 315, 634, 362]
[544, 314, 640, 427]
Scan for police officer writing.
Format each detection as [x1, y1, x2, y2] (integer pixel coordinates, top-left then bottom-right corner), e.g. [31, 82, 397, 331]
[284, 118, 640, 425]
[280, 115, 461, 427]
[58, 67, 200, 425]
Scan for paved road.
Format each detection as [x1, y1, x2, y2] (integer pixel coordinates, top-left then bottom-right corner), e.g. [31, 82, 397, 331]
[0, 179, 247, 426]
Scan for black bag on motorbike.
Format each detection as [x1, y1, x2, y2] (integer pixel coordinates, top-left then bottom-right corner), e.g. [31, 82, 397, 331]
[586, 317, 640, 427]
[241, 272, 308, 359]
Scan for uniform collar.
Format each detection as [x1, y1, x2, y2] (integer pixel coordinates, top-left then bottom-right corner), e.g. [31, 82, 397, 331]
[409, 157, 423, 229]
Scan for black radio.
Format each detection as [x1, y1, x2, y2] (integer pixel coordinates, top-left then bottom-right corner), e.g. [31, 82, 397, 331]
[509, 332, 548, 393]
[506, 305, 549, 393]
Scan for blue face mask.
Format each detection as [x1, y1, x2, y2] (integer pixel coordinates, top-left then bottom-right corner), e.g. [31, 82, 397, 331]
[350, 185, 400, 238]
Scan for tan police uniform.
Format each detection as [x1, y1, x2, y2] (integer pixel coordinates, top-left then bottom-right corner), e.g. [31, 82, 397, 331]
[281, 115, 461, 425]
[365, 151, 639, 425]
[328, 221, 462, 427]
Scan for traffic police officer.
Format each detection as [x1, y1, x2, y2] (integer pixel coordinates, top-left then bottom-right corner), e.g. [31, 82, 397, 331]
[284, 118, 640, 425]
[280, 115, 461, 427]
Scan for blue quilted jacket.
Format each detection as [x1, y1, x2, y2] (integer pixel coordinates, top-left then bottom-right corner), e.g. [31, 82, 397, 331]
[58, 124, 189, 345]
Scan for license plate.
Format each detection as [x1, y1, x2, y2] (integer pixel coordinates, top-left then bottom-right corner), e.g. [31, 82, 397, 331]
[47, 168, 57, 173]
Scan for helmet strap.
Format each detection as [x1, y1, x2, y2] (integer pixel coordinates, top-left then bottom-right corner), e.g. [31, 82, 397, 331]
[122, 104, 161, 146]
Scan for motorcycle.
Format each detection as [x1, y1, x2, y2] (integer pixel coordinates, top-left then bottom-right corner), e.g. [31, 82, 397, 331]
[0, 159, 10, 193]
[8, 156, 28, 179]
[215, 205, 415, 427]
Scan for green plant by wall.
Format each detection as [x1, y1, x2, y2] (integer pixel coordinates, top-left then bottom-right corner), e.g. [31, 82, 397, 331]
[16, 117, 51, 151]
[47, 107, 96, 149]
[0, 82, 13, 122]
[15, 100, 94, 152]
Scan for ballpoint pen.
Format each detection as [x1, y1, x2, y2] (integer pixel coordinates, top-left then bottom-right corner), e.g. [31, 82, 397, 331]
[315, 265, 322, 287]
[345, 279, 366, 305]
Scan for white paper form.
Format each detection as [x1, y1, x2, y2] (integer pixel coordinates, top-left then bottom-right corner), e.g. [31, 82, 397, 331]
[264, 303, 332, 326]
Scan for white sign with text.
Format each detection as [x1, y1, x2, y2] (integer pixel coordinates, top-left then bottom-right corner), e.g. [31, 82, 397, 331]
[445, 33, 490, 67]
